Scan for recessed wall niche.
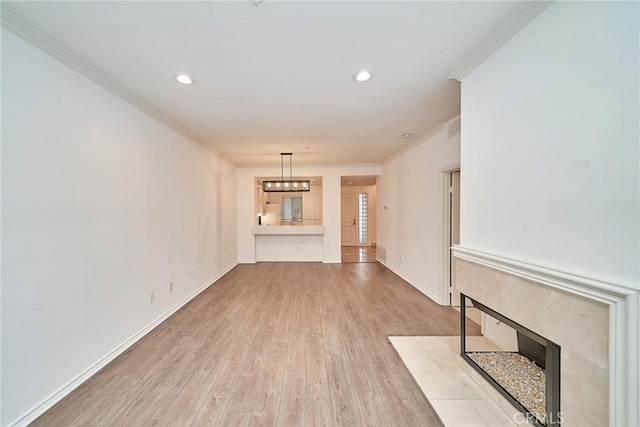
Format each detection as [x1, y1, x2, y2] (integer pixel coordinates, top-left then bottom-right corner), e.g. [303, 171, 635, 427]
[255, 176, 323, 226]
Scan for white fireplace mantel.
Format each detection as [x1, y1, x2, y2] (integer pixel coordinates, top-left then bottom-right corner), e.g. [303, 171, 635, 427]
[452, 245, 639, 427]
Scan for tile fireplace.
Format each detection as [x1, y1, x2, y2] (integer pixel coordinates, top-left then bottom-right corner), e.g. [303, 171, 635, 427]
[451, 246, 640, 426]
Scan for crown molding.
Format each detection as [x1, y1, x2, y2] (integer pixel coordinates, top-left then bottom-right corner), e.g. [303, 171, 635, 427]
[448, 1, 552, 82]
[445, 115, 461, 138]
[1, 8, 228, 162]
[237, 161, 383, 170]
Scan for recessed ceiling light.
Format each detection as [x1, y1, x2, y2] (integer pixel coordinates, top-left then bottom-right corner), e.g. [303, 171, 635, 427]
[353, 70, 373, 82]
[348, 181, 353, 185]
[176, 74, 195, 85]
[402, 133, 413, 139]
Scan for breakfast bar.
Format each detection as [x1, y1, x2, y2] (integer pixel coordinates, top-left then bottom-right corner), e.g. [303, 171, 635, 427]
[252, 225, 325, 262]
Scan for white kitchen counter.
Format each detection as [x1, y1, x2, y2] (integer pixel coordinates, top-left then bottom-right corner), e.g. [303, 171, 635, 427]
[252, 225, 325, 235]
[252, 226, 325, 261]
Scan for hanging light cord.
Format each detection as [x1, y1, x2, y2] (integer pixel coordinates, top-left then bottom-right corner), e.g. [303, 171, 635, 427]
[280, 152, 293, 182]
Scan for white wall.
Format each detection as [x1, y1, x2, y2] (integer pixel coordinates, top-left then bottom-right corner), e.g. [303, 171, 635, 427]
[460, 1, 639, 288]
[1, 30, 238, 426]
[237, 166, 381, 264]
[378, 120, 460, 303]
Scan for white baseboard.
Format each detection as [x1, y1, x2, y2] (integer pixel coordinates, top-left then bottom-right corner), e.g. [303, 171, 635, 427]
[8, 262, 238, 427]
[377, 261, 440, 304]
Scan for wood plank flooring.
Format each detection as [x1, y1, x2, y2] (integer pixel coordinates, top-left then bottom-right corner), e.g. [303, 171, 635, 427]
[32, 262, 480, 426]
[341, 246, 377, 263]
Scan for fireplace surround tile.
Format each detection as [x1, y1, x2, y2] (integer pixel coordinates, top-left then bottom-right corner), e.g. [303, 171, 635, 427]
[431, 399, 517, 427]
[443, 335, 461, 353]
[414, 372, 490, 400]
[561, 348, 608, 426]
[469, 399, 520, 426]
[454, 258, 610, 426]
[387, 336, 423, 352]
[416, 336, 454, 352]
[542, 287, 609, 370]
[397, 350, 442, 373]
[390, 335, 523, 426]
[429, 400, 489, 427]
[428, 351, 464, 373]
[456, 261, 501, 309]
[500, 274, 544, 333]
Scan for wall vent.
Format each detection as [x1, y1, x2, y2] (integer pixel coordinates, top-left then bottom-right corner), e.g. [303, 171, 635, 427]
[377, 246, 387, 263]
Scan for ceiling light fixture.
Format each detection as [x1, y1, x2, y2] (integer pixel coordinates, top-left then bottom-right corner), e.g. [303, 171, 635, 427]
[354, 70, 373, 82]
[402, 133, 413, 139]
[262, 153, 310, 193]
[176, 74, 195, 85]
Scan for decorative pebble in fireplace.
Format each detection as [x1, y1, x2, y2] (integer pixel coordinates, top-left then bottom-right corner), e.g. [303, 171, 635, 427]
[468, 352, 545, 421]
[460, 293, 561, 427]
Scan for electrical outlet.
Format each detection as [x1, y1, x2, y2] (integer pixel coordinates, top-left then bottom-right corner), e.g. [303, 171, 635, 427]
[149, 292, 154, 303]
[169, 282, 174, 292]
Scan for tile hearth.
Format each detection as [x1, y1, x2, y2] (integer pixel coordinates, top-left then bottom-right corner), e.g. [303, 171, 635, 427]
[389, 335, 522, 427]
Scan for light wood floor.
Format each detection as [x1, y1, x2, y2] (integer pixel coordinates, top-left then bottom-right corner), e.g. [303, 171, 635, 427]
[341, 246, 377, 263]
[33, 262, 479, 426]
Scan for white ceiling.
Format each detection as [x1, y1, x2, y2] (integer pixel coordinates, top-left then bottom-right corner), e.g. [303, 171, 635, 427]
[341, 176, 377, 187]
[3, 1, 524, 166]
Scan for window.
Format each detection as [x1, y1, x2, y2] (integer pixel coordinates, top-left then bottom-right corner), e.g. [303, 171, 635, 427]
[282, 197, 302, 222]
[358, 193, 368, 244]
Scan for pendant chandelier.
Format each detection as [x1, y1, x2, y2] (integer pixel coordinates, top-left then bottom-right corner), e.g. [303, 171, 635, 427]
[262, 153, 310, 192]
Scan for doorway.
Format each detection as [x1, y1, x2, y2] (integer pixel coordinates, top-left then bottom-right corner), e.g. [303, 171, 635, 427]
[341, 176, 378, 263]
[444, 169, 461, 305]
[341, 193, 357, 246]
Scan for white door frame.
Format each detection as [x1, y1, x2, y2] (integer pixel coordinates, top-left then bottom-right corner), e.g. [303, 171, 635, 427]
[440, 164, 460, 305]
